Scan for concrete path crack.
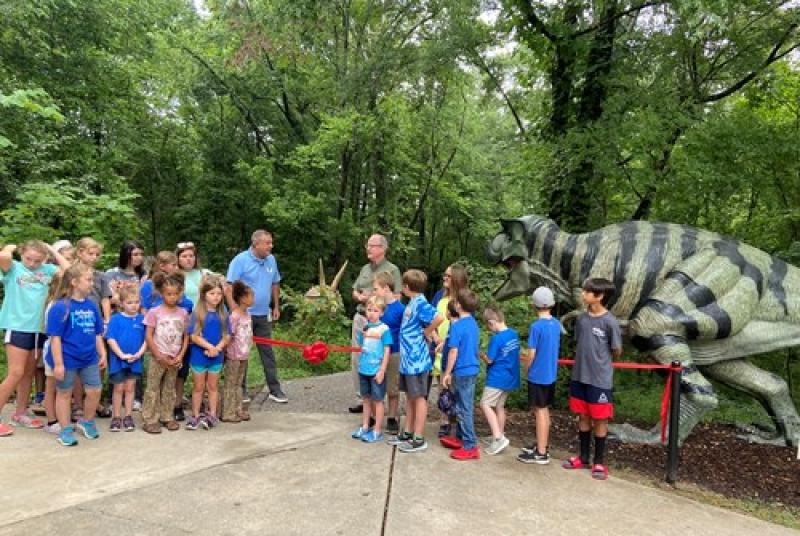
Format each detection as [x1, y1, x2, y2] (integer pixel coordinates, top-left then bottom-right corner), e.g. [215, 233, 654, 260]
[381, 445, 397, 536]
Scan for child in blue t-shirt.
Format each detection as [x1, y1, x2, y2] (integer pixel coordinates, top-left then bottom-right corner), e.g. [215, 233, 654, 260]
[46, 263, 107, 447]
[106, 285, 146, 432]
[436, 300, 460, 439]
[372, 271, 404, 435]
[479, 305, 520, 456]
[517, 287, 561, 465]
[186, 276, 230, 430]
[390, 269, 443, 453]
[441, 288, 481, 461]
[352, 296, 393, 443]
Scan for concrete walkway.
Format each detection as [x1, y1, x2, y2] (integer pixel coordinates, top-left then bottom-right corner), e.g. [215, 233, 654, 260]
[1, 410, 796, 535]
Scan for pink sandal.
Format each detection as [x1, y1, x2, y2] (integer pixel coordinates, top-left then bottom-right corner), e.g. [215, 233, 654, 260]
[591, 464, 609, 480]
[562, 456, 587, 470]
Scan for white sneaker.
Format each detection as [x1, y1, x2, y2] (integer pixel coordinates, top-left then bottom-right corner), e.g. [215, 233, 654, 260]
[485, 435, 510, 455]
[43, 422, 62, 435]
[132, 399, 142, 412]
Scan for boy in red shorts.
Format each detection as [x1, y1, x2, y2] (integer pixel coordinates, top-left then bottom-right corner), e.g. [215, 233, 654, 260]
[562, 278, 622, 480]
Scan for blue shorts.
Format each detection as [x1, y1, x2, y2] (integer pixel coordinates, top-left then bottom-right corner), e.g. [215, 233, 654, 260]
[359, 373, 386, 400]
[190, 353, 223, 375]
[109, 369, 141, 384]
[191, 362, 223, 374]
[4, 330, 46, 351]
[56, 364, 102, 392]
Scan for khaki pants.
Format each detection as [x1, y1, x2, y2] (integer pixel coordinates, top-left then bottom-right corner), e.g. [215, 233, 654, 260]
[222, 359, 247, 420]
[141, 359, 178, 425]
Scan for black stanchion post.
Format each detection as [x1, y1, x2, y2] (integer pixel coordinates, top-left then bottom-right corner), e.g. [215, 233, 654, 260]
[666, 360, 682, 484]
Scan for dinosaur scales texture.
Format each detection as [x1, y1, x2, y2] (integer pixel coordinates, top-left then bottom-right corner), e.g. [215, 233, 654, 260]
[487, 215, 800, 447]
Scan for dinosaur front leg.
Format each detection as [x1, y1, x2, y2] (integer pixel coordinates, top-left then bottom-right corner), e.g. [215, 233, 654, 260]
[703, 359, 800, 446]
[609, 340, 719, 445]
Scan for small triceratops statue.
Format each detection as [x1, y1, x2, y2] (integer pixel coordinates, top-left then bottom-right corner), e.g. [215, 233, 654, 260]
[301, 259, 348, 320]
[487, 215, 800, 447]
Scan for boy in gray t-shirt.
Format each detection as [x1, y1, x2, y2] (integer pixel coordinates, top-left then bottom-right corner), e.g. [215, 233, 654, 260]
[562, 278, 622, 481]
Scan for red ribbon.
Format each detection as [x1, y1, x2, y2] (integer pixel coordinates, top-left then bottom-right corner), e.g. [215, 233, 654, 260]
[558, 359, 681, 445]
[252, 336, 361, 365]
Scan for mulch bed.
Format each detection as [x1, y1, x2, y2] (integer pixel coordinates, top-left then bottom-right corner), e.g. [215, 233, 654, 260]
[476, 409, 800, 509]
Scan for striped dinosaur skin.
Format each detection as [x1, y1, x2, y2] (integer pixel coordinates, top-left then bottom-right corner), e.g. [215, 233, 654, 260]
[488, 215, 800, 446]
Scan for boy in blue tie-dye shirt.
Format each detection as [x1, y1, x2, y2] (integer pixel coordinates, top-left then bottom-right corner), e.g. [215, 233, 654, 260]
[389, 269, 443, 453]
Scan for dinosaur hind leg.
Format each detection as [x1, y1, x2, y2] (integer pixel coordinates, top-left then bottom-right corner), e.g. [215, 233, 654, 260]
[703, 359, 800, 446]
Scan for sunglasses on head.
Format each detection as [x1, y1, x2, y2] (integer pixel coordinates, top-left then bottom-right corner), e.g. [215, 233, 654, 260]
[177, 242, 195, 249]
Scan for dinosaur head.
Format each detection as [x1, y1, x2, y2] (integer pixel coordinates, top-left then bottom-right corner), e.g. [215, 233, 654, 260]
[486, 216, 573, 304]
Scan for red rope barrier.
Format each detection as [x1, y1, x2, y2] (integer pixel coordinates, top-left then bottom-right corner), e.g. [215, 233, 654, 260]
[252, 336, 361, 365]
[252, 336, 360, 353]
[254, 337, 681, 443]
[558, 358, 682, 445]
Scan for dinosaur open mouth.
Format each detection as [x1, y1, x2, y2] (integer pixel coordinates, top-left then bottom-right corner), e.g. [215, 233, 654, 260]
[493, 256, 523, 298]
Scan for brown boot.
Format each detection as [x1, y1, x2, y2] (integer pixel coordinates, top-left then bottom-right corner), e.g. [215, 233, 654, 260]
[142, 422, 162, 434]
[238, 410, 250, 421]
[164, 420, 180, 431]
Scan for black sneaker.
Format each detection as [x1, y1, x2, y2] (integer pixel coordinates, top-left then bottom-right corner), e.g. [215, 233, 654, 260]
[268, 391, 288, 404]
[348, 403, 363, 414]
[387, 431, 413, 446]
[386, 418, 399, 435]
[109, 417, 122, 432]
[517, 450, 550, 465]
[174, 406, 185, 422]
[521, 444, 550, 455]
[398, 438, 428, 453]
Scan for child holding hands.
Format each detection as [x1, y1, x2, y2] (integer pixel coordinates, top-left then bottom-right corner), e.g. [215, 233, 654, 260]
[221, 281, 254, 423]
[351, 296, 393, 443]
[142, 272, 189, 434]
[106, 285, 146, 432]
[186, 276, 230, 430]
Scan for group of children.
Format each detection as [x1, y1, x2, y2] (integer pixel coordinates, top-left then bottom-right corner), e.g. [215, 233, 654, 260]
[0, 238, 257, 447]
[1, 237, 624, 479]
[351, 267, 622, 480]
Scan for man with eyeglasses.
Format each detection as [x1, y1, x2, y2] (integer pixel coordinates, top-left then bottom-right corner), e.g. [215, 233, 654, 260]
[350, 234, 402, 417]
[225, 230, 288, 403]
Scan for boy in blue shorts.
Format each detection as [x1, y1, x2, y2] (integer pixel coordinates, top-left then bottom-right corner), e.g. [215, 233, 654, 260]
[562, 278, 622, 480]
[351, 296, 393, 443]
[390, 269, 443, 453]
[518, 287, 560, 465]
[441, 289, 481, 460]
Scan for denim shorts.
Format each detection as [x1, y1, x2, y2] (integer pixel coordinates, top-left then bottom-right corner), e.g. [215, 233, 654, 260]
[56, 363, 102, 392]
[109, 369, 141, 384]
[4, 330, 46, 351]
[359, 373, 386, 400]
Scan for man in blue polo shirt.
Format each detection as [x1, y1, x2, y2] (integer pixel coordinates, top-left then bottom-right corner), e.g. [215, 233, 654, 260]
[225, 230, 287, 403]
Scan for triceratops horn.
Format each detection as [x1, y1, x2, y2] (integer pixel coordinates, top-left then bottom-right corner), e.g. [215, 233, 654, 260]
[319, 259, 326, 287]
[330, 260, 349, 292]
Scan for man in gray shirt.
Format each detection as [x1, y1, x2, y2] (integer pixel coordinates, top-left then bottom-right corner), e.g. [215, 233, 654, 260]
[349, 234, 402, 413]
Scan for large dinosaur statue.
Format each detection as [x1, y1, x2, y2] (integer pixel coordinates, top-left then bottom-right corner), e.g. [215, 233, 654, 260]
[487, 215, 800, 446]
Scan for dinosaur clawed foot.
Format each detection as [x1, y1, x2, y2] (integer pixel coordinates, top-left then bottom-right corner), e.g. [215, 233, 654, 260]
[608, 423, 663, 445]
[735, 422, 797, 446]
